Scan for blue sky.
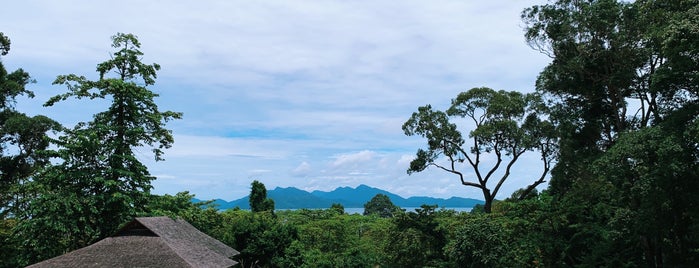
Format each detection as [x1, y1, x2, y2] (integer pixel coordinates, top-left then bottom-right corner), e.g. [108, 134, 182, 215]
[2, 0, 551, 201]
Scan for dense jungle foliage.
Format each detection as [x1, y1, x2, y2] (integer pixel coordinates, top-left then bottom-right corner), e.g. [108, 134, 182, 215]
[1, 0, 698, 267]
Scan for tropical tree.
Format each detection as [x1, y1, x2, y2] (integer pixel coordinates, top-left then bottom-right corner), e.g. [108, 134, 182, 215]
[0, 32, 61, 219]
[250, 180, 275, 213]
[403, 87, 556, 212]
[17, 33, 181, 264]
[522, 0, 699, 266]
[363, 193, 400, 218]
[0, 32, 61, 268]
[219, 209, 300, 268]
[386, 205, 449, 267]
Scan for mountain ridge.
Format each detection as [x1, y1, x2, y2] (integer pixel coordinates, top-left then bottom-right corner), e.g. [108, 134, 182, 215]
[194, 184, 484, 210]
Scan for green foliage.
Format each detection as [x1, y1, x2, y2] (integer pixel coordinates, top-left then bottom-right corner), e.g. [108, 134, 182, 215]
[279, 208, 394, 267]
[330, 203, 344, 214]
[0, 33, 62, 267]
[592, 106, 699, 265]
[522, 0, 699, 266]
[0, 218, 20, 268]
[385, 205, 450, 267]
[0, 33, 60, 220]
[363, 193, 400, 217]
[0, 33, 9, 56]
[218, 210, 300, 268]
[250, 180, 275, 213]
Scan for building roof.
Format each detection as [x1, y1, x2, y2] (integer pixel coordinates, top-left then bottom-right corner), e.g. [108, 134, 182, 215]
[27, 216, 239, 268]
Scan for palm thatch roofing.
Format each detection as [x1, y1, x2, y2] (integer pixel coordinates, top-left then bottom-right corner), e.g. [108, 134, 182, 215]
[27, 216, 239, 268]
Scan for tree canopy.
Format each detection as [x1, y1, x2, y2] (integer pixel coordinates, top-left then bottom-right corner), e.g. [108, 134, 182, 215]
[14, 33, 182, 264]
[403, 87, 556, 212]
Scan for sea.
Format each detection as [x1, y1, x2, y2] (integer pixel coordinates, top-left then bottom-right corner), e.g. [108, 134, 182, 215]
[342, 207, 474, 215]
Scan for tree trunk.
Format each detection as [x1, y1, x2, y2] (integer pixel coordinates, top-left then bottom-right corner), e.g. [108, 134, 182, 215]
[482, 189, 493, 213]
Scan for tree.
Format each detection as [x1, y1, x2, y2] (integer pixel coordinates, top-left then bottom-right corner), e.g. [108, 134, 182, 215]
[403, 87, 556, 212]
[330, 203, 345, 214]
[0, 33, 61, 219]
[522, 0, 699, 194]
[522, 0, 699, 266]
[0, 33, 10, 56]
[0, 32, 61, 268]
[17, 33, 181, 263]
[363, 193, 400, 218]
[593, 109, 699, 265]
[219, 210, 299, 268]
[250, 180, 275, 213]
[386, 205, 448, 267]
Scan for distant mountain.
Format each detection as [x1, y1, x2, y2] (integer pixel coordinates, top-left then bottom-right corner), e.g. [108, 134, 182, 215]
[195, 184, 483, 210]
[310, 184, 405, 207]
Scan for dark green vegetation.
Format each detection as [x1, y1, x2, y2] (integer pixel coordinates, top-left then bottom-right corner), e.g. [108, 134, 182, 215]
[1, 0, 699, 266]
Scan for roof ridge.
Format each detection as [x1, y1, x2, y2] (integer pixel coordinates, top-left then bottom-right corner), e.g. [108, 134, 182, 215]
[135, 216, 238, 267]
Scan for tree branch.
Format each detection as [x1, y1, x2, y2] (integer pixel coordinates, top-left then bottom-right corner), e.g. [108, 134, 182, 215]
[428, 163, 483, 189]
[482, 142, 502, 184]
[492, 148, 525, 199]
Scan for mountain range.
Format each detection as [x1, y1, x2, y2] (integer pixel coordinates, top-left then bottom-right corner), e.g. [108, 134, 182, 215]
[194, 184, 483, 210]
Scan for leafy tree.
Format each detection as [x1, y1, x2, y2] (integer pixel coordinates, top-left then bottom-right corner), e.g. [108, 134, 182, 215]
[277, 209, 390, 267]
[0, 33, 60, 267]
[593, 109, 699, 265]
[17, 33, 181, 264]
[250, 180, 275, 213]
[219, 210, 300, 268]
[522, 0, 699, 194]
[0, 33, 10, 56]
[363, 193, 400, 217]
[0, 33, 61, 219]
[386, 205, 449, 267]
[522, 0, 699, 266]
[330, 203, 345, 214]
[403, 87, 556, 212]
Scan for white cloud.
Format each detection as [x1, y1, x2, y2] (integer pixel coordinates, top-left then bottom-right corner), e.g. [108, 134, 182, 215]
[292, 161, 312, 177]
[330, 150, 377, 168]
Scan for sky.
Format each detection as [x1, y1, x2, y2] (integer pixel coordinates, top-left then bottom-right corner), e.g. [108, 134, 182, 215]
[2, 0, 551, 202]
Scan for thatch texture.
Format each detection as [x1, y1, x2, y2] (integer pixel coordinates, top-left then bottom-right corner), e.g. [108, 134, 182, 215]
[27, 217, 239, 268]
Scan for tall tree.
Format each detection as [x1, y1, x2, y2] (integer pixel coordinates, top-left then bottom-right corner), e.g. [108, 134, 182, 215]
[522, 0, 699, 193]
[0, 32, 61, 219]
[18, 33, 181, 264]
[0, 32, 60, 268]
[523, 0, 699, 266]
[403, 87, 556, 213]
[250, 180, 275, 213]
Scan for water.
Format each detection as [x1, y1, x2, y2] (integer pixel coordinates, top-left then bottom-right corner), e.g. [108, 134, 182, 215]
[343, 207, 473, 215]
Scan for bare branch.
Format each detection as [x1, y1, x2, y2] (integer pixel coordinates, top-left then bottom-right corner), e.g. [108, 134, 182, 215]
[428, 163, 484, 189]
[492, 149, 525, 199]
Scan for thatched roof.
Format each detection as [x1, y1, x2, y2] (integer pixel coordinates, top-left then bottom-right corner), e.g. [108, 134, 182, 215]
[27, 217, 239, 268]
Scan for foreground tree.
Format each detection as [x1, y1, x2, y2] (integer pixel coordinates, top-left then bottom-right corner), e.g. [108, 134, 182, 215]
[0, 32, 60, 268]
[0, 32, 61, 218]
[523, 0, 699, 266]
[403, 87, 556, 212]
[17, 33, 181, 264]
